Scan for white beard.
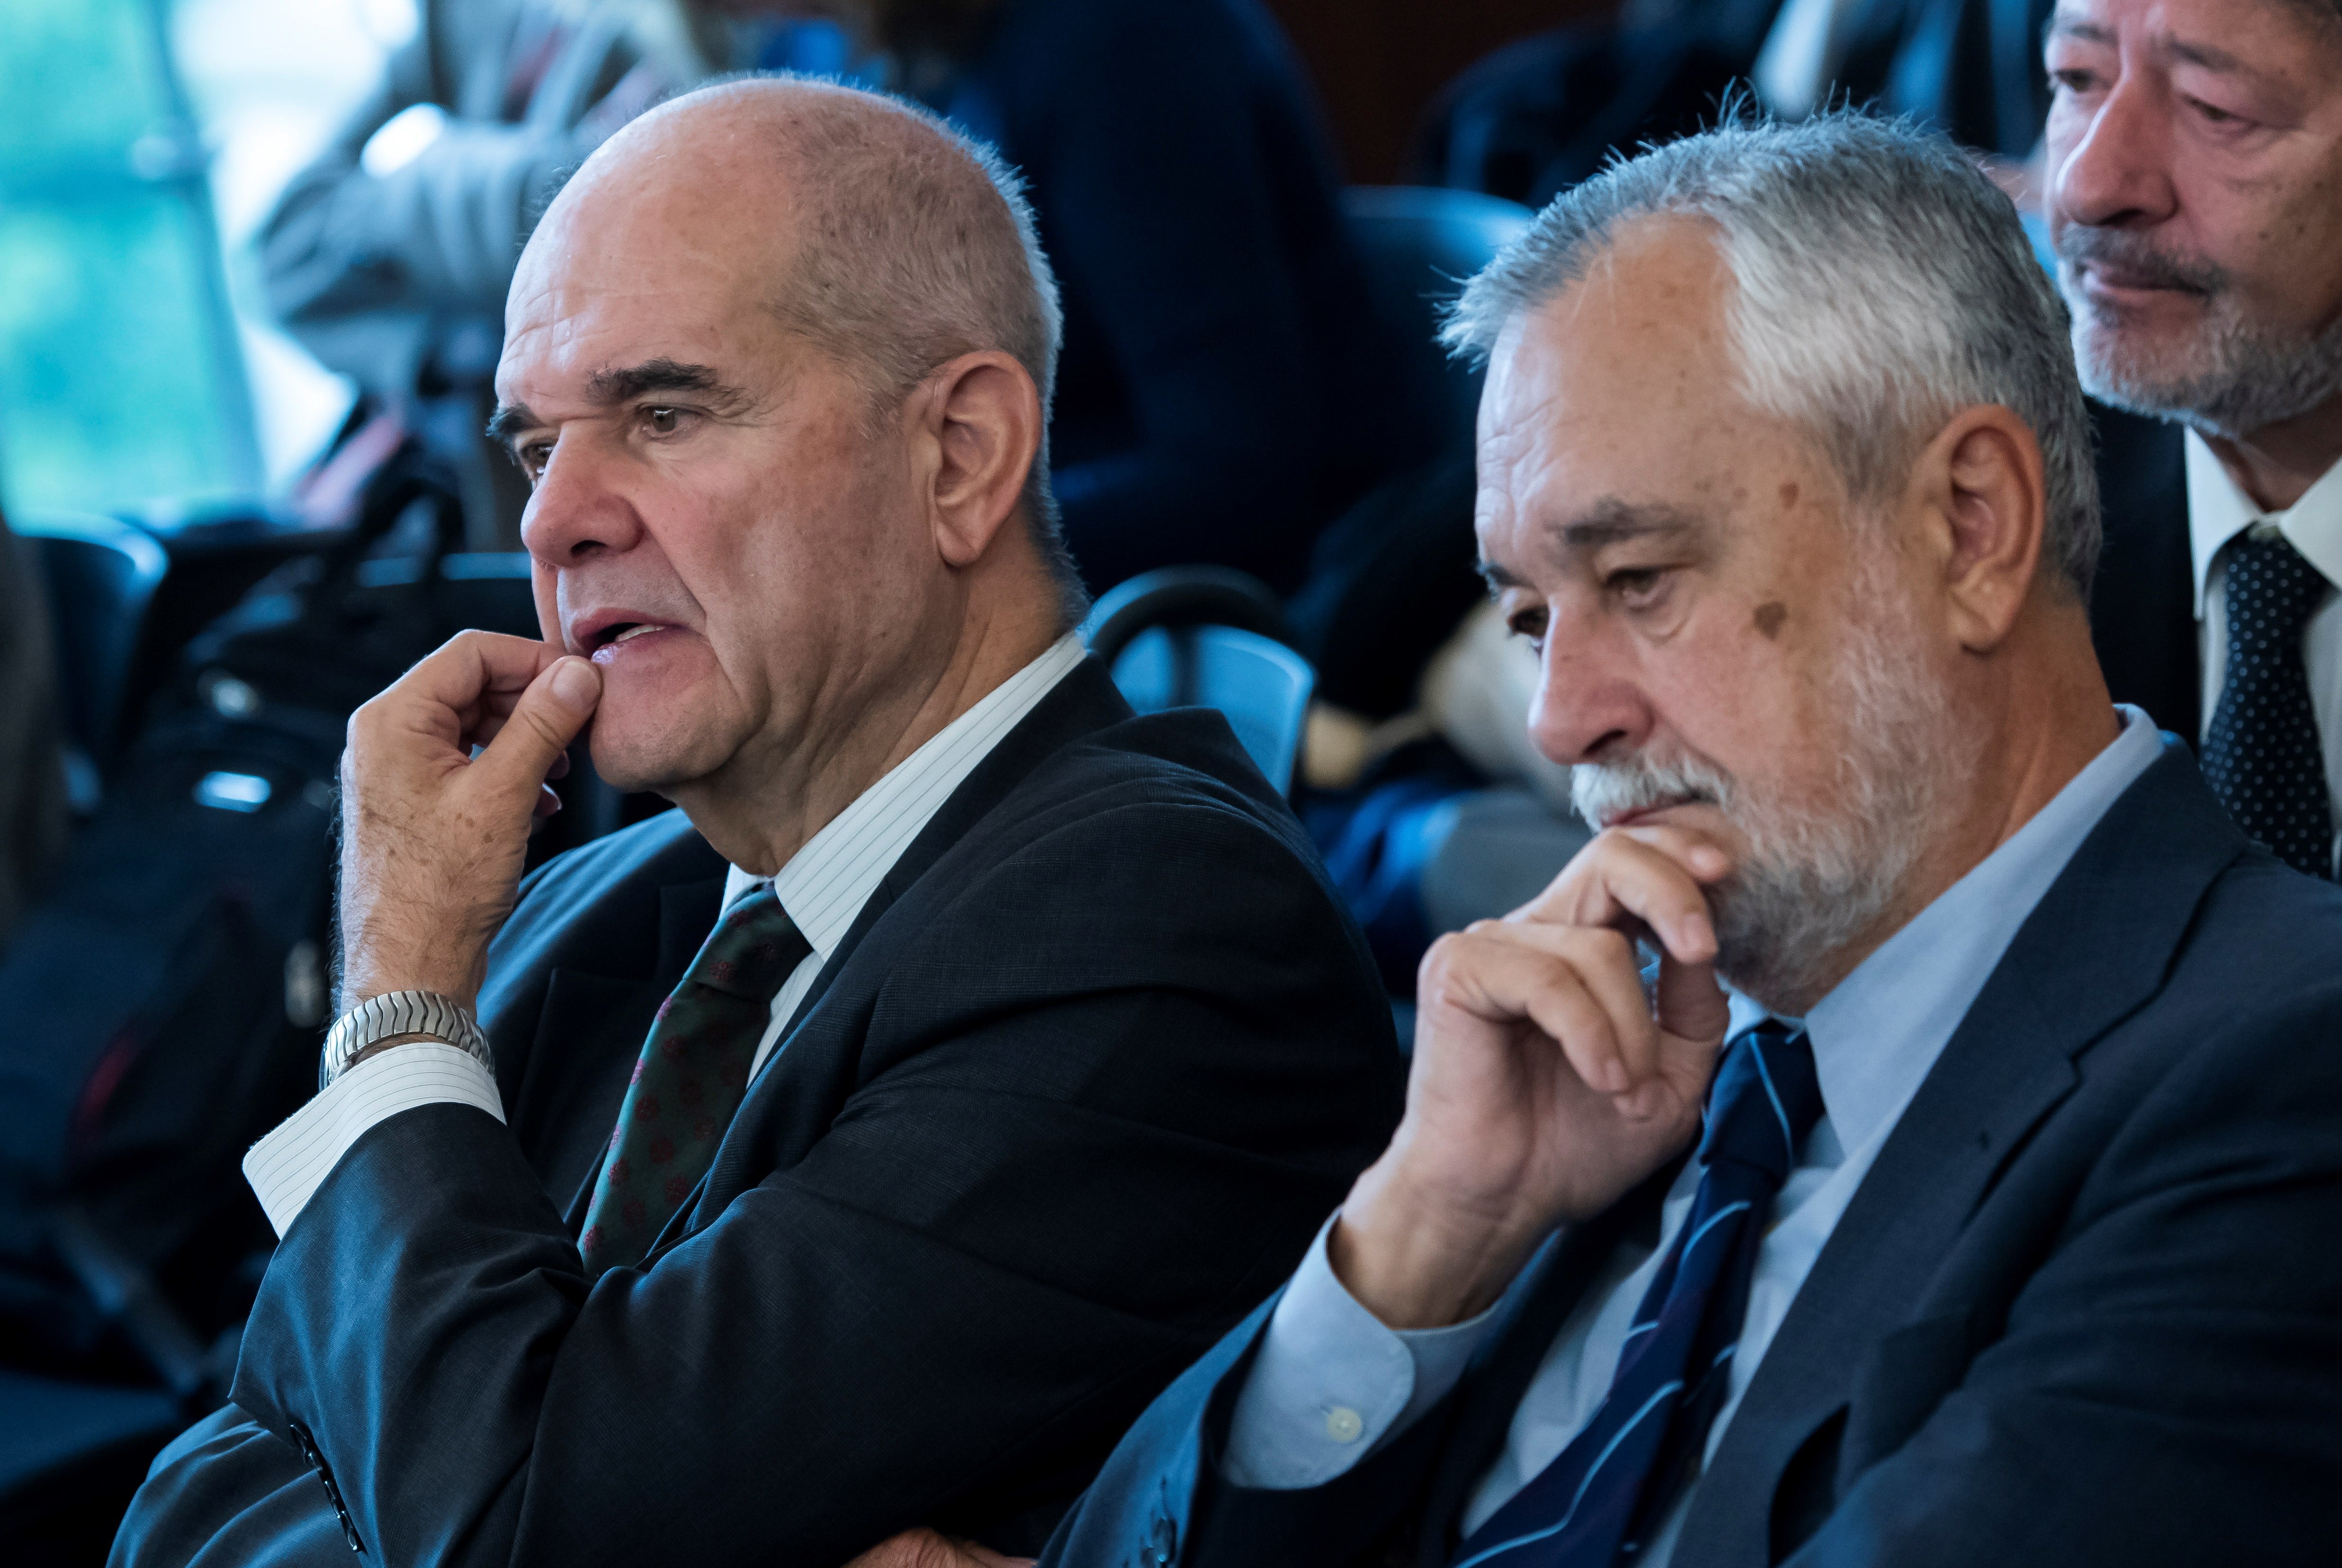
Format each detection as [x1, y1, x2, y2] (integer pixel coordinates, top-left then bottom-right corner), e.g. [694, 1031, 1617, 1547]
[2056, 232, 2342, 439]
[1570, 552, 1964, 1012]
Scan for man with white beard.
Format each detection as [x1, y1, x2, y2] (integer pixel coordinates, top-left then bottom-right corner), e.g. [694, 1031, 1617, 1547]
[856, 111, 2342, 1568]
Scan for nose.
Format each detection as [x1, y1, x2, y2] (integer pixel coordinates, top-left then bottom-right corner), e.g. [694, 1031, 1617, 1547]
[2049, 66, 2177, 234]
[518, 432, 647, 570]
[1525, 618, 1654, 768]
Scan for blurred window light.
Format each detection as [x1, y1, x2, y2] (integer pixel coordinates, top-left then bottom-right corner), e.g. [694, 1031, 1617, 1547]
[359, 101, 448, 179]
[0, 0, 261, 516]
[352, 0, 421, 50]
[194, 769, 273, 812]
[0, 1, 397, 521]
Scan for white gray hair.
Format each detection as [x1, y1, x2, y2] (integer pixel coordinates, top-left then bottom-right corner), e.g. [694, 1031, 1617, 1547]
[668, 75, 1083, 618]
[1444, 111, 2101, 598]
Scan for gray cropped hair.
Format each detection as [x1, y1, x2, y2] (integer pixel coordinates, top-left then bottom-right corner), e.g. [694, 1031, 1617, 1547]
[1444, 111, 2101, 598]
[676, 75, 1083, 620]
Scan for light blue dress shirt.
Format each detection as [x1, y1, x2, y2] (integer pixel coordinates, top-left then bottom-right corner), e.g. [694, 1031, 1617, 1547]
[1223, 707, 2165, 1567]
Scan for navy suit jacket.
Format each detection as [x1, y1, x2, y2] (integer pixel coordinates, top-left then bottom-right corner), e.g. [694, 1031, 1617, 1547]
[114, 658, 1403, 1567]
[1039, 741, 2342, 1568]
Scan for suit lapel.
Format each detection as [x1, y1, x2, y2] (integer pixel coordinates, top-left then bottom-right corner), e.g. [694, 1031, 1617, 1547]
[652, 658, 1137, 1245]
[1670, 745, 2247, 1566]
[775, 655, 1135, 1052]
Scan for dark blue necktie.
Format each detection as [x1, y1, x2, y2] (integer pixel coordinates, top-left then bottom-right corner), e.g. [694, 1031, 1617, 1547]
[1447, 1021, 1825, 1568]
[2201, 531, 2335, 880]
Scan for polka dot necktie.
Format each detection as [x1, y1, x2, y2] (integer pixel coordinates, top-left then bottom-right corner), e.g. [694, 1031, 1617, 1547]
[1445, 1022, 1824, 1568]
[2201, 531, 2335, 880]
[578, 887, 809, 1276]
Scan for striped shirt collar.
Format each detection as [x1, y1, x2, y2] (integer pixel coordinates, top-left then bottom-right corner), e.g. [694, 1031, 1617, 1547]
[720, 633, 1087, 958]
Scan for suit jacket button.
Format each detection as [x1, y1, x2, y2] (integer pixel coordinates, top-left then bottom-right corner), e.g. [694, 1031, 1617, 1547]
[1145, 1514, 1176, 1564]
[287, 1419, 365, 1556]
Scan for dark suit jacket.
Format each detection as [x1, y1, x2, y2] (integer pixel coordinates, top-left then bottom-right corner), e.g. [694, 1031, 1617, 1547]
[113, 658, 1403, 1567]
[2088, 402, 2196, 742]
[1038, 741, 2342, 1568]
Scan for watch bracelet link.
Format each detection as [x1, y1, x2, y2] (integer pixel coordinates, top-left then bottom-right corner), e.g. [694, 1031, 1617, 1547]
[321, 989, 494, 1089]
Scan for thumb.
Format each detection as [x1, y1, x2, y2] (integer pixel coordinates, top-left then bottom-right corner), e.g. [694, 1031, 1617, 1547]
[1654, 948, 1730, 1047]
[472, 655, 601, 802]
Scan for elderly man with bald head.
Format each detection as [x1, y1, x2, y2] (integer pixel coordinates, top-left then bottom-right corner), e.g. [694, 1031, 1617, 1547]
[111, 78, 1399, 1568]
[868, 113, 2342, 1568]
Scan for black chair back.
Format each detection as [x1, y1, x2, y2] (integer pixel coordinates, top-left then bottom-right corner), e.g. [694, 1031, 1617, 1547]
[14, 511, 168, 773]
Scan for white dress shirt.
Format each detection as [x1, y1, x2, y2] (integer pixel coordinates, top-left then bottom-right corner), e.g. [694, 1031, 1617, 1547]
[1223, 708, 2165, 1568]
[2185, 432, 2342, 877]
[242, 633, 1088, 1237]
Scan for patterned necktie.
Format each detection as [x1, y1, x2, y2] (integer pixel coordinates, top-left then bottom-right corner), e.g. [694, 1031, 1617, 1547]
[578, 887, 810, 1276]
[2201, 531, 2335, 879]
[1447, 1022, 1824, 1568]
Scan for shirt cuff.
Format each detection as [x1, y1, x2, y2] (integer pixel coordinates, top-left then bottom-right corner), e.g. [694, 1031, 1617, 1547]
[242, 1042, 504, 1237]
[1220, 1214, 1504, 1490]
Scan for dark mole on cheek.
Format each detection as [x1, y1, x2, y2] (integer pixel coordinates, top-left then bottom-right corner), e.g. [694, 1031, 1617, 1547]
[1779, 482, 1799, 508]
[1754, 601, 1788, 639]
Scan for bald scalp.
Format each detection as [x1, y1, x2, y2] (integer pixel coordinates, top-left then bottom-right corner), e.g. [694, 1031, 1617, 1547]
[555, 75, 1081, 613]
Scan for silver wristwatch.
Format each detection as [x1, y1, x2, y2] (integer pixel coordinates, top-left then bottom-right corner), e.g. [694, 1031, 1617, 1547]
[321, 990, 494, 1088]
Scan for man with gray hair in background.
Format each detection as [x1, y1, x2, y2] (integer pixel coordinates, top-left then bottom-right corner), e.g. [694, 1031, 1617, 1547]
[2053, 0, 2342, 883]
[870, 112, 2342, 1568]
[110, 76, 1401, 1568]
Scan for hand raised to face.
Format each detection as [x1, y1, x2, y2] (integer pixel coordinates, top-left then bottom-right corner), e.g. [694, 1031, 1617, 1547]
[335, 631, 601, 1014]
[1328, 825, 1737, 1331]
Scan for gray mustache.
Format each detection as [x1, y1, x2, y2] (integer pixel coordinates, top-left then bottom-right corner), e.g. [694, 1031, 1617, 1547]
[2055, 227, 2226, 298]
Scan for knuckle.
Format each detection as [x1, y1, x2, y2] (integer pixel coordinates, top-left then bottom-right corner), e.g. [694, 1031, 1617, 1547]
[1579, 927, 1633, 966]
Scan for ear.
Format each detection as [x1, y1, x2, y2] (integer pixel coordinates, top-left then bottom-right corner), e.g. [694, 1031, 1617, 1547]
[909, 350, 1043, 570]
[1913, 405, 2049, 653]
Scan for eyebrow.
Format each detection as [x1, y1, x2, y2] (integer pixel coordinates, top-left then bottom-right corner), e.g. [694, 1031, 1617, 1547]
[2048, 11, 2277, 82]
[2046, 15, 2114, 46]
[2162, 36, 2266, 76]
[485, 358, 750, 446]
[1478, 499, 1707, 590]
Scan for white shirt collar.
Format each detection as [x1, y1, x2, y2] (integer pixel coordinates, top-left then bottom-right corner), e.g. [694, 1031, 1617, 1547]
[1726, 706, 2164, 1156]
[719, 633, 1088, 957]
[2184, 430, 2342, 618]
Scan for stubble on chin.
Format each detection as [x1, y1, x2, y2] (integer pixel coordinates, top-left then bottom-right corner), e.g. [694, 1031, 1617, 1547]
[2064, 274, 2342, 439]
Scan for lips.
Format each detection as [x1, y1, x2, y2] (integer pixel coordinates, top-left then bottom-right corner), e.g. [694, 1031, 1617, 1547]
[2080, 264, 2205, 298]
[565, 607, 688, 663]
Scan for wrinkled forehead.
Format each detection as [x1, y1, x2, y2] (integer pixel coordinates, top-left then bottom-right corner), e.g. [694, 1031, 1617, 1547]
[1472, 228, 1780, 573]
[2050, 0, 2342, 78]
[498, 166, 797, 400]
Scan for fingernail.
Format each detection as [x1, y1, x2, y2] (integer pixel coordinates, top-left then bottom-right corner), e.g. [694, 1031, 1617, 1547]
[551, 658, 600, 712]
[1693, 847, 1728, 876]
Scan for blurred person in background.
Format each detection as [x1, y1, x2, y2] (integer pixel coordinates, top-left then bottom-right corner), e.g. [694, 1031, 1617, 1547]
[265, 0, 1416, 589]
[2051, 0, 2342, 881]
[749, 0, 1424, 593]
[260, 0, 733, 548]
[0, 512, 68, 955]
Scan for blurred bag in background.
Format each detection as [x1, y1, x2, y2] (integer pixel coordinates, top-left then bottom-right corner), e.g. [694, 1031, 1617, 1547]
[0, 447, 555, 1398]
